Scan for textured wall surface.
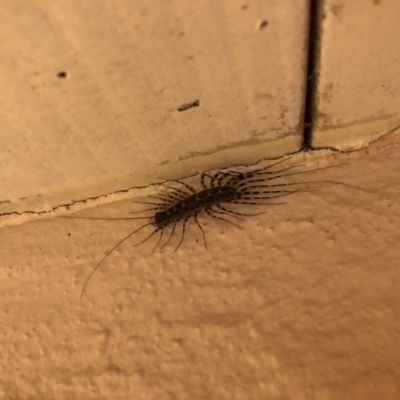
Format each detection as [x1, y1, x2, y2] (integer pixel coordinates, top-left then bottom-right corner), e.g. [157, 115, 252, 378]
[2, 1, 400, 398]
[1, 134, 399, 399]
[311, 0, 400, 149]
[0, 0, 309, 217]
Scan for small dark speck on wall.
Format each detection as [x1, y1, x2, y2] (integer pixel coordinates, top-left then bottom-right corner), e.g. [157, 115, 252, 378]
[177, 100, 200, 112]
[57, 71, 67, 79]
[258, 20, 268, 30]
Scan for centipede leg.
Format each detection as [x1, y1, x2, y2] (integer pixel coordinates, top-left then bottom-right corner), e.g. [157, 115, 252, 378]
[211, 206, 246, 221]
[160, 222, 177, 250]
[175, 217, 190, 252]
[205, 208, 244, 230]
[200, 172, 214, 189]
[214, 171, 243, 187]
[216, 204, 268, 217]
[161, 179, 197, 195]
[150, 229, 163, 254]
[194, 213, 207, 250]
[147, 195, 177, 204]
[134, 228, 161, 247]
[159, 183, 190, 199]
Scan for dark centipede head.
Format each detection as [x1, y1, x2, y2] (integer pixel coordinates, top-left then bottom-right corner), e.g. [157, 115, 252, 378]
[154, 210, 168, 228]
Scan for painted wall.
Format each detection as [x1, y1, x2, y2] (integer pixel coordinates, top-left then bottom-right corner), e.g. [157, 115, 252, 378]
[1, 1, 400, 399]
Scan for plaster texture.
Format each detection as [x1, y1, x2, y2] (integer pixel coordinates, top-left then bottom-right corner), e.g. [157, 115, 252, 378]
[1, 134, 399, 399]
[311, 0, 400, 149]
[0, 0, 309, 217]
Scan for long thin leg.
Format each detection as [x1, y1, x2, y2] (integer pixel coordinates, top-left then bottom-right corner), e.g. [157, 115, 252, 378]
[194, 213, 207, 250]
[211, 207, 246, 221]
[249, 158, 301, 176]
[160, 222, 178, 250]
[170, 179, 197, 194]
[147, 195, 176, 204]
[175, 217, 190, 252]
[237, 164, 363, 191]
[228, 164, 303, 186]
[256, 163, 305, 176]
[131, 200, 167, 206]
[160, 178, 197, 194]
[152, 190, 187, 202]
[208, 171, 241, 187]
[240, 188, 315, 198]
[232, 201, 286, 206]
[205, 208, 244, 230]
[152, 229, 164, 254]
[129, 207, 165, 214]
[241, 188, 305, 195]
[133, 227, 161, 247]
[215, 171, 243, 187]
[234, 174, 309, 189]
[213, 171, 228, 187]
[238, 182, 314, 190]
[80, 222, 154, 299]
[216, 204, 268, 217]
[159, 183, 191, 198]
[247, 157, 292, 176]
[243, 178, 370, 193]
[238, 188, 306, 201]
[201, 172, 214, 189]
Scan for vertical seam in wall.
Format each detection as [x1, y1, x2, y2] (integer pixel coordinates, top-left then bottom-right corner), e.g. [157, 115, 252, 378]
[302, 0, 323, 149]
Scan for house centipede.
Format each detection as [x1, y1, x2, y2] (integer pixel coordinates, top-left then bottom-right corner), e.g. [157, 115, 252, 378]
[61, 157, 369, 298]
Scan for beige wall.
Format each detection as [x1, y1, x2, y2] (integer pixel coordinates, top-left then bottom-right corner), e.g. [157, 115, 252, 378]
[0, 0, 309, 218]
[311, 0, 400, 149]
[1, 1, 400, 399]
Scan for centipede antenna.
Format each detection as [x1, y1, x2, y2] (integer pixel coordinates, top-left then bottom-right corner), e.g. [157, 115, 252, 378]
[60, 216, 152, 221]
[80, 221, 154, 299]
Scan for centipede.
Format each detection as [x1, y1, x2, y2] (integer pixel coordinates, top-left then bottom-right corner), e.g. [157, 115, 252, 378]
[62, 156, 369, 298]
